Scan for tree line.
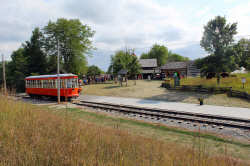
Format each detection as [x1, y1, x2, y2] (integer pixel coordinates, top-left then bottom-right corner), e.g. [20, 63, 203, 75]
[1, 16, 249, 91]
[107, 16, 249, 84]
[107, 45, 189, 78]
[0, 18, 95, 91]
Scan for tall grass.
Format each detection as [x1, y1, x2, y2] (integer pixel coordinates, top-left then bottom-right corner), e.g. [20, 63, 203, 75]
[176, 73, 250, 93]
[0, 94, 248, 166]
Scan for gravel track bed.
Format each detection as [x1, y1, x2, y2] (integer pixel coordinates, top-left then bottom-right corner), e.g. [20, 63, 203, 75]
[77, 103, 250, 143]
[18, 96, 250, 143]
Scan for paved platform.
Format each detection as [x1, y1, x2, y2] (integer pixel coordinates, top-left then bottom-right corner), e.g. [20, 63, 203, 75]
[79, 95, 250, 120]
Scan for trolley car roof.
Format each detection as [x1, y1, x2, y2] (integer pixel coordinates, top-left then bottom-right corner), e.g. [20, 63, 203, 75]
[25, 74, 77, 79]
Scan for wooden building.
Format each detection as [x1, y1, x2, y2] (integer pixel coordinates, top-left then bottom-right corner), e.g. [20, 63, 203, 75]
[161, 61, 200, 78]
[139, 59, 160, 79]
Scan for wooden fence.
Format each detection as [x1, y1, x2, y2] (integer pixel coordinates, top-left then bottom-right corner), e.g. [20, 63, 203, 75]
[161, 83, 250, 100]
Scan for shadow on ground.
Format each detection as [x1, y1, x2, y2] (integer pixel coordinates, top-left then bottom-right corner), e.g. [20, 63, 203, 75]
[138, 89, 212, 104]
[103, 85, 121, 89]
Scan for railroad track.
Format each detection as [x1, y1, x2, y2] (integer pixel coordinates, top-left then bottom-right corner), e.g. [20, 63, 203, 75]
[74, 100, 250, 130]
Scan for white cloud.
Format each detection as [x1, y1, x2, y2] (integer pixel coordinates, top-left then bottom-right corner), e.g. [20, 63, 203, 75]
[227, 2, 250, 38]
[0, 0, 250, 70]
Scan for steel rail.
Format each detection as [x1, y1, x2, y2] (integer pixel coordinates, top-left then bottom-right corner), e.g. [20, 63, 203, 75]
[75, 100, 250, 130]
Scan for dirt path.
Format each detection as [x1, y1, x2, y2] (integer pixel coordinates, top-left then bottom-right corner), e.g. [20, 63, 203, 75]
[82, 80, 250, 108]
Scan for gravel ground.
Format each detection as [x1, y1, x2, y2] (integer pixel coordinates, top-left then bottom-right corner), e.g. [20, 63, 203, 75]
[19, 96, 250, 144]
[81, 106, 250, 143]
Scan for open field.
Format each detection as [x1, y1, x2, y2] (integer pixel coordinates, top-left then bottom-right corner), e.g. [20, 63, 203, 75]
[1, 95, 250, 165]
[176, 73, 250, 93]
[82, 80, 250, 108]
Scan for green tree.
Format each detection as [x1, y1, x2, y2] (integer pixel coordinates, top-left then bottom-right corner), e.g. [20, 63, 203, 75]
[200, 16, 238, 83]
[87, 65, 102, 77]
[43, 18, 94, 74]
[140, 53, 149, 59]
[234, 38, 250, 70]
[8, 48, 28, 91]
[111, 49, 141, 78]
[23, 28, 47, 75]
[167, 52, 189, 62]
[140, 44, 169, 66]
[140, 44, 189, 66]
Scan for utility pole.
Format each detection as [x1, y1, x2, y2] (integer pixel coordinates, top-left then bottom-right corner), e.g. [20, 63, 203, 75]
[57, 40, 60, 104]
[2, 54, 6, 95]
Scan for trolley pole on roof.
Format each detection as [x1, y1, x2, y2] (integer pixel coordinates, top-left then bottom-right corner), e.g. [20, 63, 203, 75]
[2, 54, 7, 95]
[57, 39, 60, 104]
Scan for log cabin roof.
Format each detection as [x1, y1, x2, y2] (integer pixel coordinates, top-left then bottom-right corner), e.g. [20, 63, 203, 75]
[161, 62, 187, 70]
[139, 59, 157, 68]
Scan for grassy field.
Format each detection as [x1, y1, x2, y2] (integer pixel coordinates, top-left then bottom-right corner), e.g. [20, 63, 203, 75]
[176, 73, 250, 93]
[82, 80, 250, 108]
[0, 95, 250, 165]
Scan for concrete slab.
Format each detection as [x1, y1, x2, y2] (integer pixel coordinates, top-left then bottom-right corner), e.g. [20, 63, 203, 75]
[79, 95, 250, 120]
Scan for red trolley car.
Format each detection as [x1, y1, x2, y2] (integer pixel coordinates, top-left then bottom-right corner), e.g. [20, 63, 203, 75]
[25, 74, 81, 99]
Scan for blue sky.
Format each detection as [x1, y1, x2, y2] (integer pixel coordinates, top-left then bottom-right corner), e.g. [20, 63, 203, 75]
[1, 0, 250, 71]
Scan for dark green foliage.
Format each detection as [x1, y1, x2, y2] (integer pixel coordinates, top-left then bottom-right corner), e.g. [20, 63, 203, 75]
[4, 18, 95, 91]
[43, 18, 94, 74]
[23, 28, 47, 75]
[140, 53, 150, 59]
[110, 49, 141, 77]
[233, 38, 250, 70]
[167, 53, 189, 62]
[198, 16, 238, 79]
[140, 44, 169, 66]
[140, 44, 189, 66]
[200, 16, 237, 54]
[87, 65, 102, 77]
[7, 48, 27, 92]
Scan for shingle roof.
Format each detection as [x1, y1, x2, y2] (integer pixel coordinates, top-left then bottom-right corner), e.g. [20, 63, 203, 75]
[161, 62, 187, 70]
[139, 59, 157, 67]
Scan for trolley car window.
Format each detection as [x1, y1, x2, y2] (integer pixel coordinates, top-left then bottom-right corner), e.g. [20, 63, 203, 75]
[67, 79, 72, 88]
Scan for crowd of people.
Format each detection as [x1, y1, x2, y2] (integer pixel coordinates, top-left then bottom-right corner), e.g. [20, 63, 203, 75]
[78, 74, 112, 86]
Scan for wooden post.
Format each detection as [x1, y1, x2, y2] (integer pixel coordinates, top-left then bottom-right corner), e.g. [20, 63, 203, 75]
[57, 40, 60, 104]
[2, 54, 6, 95]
